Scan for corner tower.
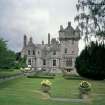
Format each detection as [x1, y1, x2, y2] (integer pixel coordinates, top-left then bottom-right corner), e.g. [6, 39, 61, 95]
[59, 21, 80, 72]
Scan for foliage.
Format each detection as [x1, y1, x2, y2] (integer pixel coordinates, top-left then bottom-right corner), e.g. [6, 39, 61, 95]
[15, 54, 27, 69]
[41, 80, 52, 87]
[75, 41, 105, 80]
[0, 38, 16, 69]
[80, 81, 91, 91]
[79, 81, 91, 98]
[41, 80, 52, 93]
[0, 38, 26, 69]
[75, 0, 105, 42]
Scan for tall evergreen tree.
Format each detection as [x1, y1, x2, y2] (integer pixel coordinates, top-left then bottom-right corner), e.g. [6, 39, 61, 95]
[75, 41, 105, 80]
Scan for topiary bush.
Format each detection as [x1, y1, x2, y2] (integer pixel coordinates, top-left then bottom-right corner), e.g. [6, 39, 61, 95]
[75, 41, 105, 80]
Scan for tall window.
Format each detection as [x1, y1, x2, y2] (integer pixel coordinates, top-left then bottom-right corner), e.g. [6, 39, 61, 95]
[33, 50, 35, 55]
[72, 40, 74, 44]
[65, 48, 67, 53]
[38, 51, 40, 54]
[53, 51, 56, 55]
[66, 58, 72, 66]
[72, 51, 74, 54]
[43, 59, 46, 65]
[28, 50, 30, 55]
[28, 59, 31, 65]
[53, 60, 56, 66]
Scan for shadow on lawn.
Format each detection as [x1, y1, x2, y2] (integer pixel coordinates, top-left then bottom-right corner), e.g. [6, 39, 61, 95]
[0, 77, 23, 89]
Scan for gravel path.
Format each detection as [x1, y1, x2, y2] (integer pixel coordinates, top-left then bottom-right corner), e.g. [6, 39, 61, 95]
[34, 90, 85, 102]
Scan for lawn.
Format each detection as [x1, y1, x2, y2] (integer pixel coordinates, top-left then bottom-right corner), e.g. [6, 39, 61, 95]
[0, 69, 21, 78]
[0, 75, 105, 105]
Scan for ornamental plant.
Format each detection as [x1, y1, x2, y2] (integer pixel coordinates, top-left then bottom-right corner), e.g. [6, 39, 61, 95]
[79, 81, 91, 99]
[79, 81, 91, 95]
[41, 80, 52, 93]
[41, 80, 52, 87]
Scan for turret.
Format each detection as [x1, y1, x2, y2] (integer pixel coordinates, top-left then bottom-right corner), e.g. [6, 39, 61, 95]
[75, 26, 81, 39]
[59, 25, 65, 41]
[59, 21, 80, 41]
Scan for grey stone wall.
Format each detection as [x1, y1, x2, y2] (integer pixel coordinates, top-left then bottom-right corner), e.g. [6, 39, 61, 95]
[21, 22, 80, 73]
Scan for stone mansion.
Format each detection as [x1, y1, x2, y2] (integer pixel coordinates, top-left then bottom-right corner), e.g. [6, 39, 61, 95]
[21, 22, 80, 73]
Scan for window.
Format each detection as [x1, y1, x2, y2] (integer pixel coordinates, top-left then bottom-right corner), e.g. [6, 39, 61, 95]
[72, 40, 74, 44]
[28, 50, 30, 55]
[66, 58, 72, 66]
[53, 51, 56, 55]
[28, 59, 31, 65]
[67, 69, 72, 72]
[38, 51, 40, 54]
[65, 48, 67, 53]
[43, 59, 46, 65]
[53, 60, 56, 66]
[33, 50, 35, 55]
[72, 51, 74, 54]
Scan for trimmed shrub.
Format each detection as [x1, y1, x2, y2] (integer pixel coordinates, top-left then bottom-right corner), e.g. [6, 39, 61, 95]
[75, 41, 105, 80]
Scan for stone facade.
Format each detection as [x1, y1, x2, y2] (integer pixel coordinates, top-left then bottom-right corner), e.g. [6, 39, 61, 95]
[21, 22, 80, 73]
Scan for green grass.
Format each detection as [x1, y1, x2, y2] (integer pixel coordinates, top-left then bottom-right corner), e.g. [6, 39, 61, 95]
[0, 69, 21, 78]
[0, 75, 105, 105]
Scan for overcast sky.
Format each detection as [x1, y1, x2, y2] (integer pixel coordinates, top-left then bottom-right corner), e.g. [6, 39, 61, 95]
[0, 0, 85, 52]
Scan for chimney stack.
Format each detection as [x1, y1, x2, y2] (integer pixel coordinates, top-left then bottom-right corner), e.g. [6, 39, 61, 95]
[23, 34, 27, 48]
[48, 33, 50, 46]
[60, 25, 63, 31]
[42, 40, 44, 45]
[29, 37, 33, 43]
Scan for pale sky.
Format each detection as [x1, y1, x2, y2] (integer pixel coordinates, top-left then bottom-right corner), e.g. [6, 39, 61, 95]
[0, 0, 85, 53]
